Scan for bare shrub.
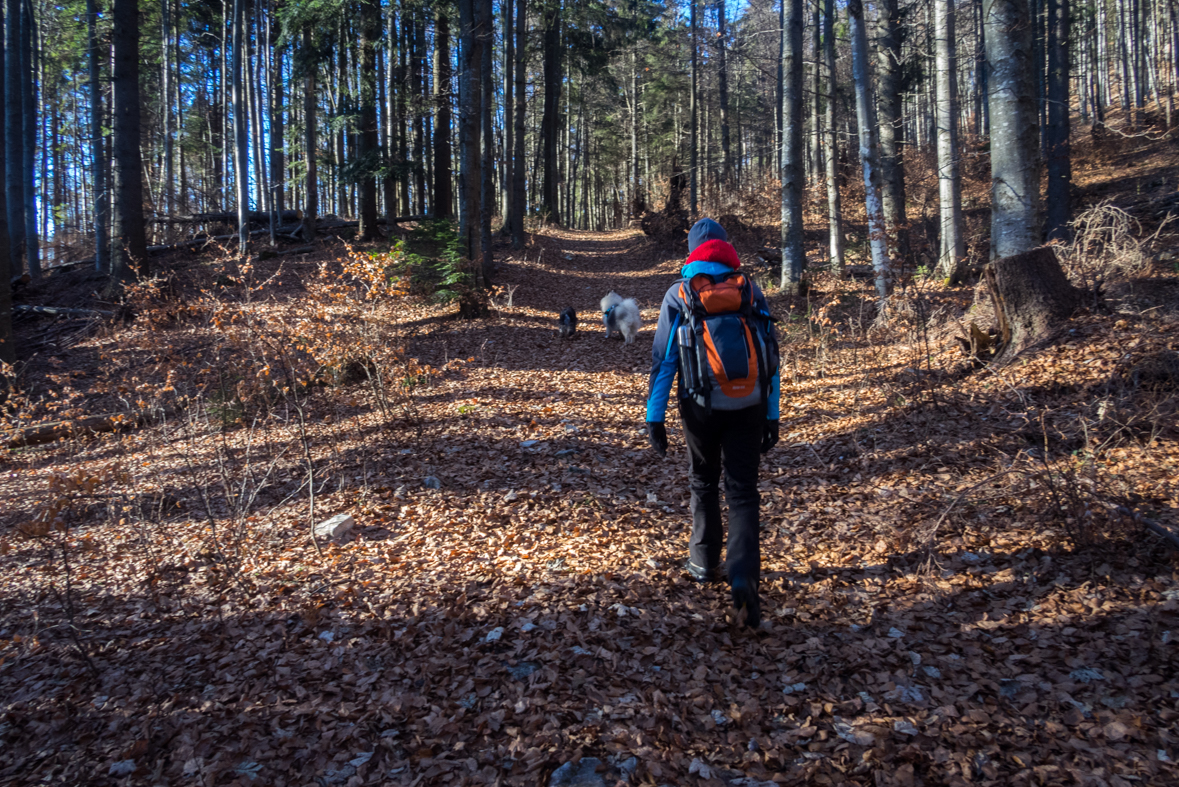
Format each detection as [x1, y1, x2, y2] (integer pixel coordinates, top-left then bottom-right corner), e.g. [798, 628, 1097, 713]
[1058, 202, 1154, 304]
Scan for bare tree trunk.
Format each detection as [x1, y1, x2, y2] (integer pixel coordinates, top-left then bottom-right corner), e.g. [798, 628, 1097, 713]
[302, 26, 317, 241]
[110, 0, 148, 280]
[501, 0, 514, 235]
[630, 50, 639, 214]
[809, 0, 822, 186]
[511, 0, 526, 246]
[0, 4, 10, 365]
[397, 18, 409, 215]
[433, 10, 453, 219]
[1132, 0, 1145, 110]
[87, 0, 109, 273]
[985, 0, 1042, 258]
[231, 0, 249, 259]
[4, 0, 24, 276]
[247, 3, 266, 225]
[161, 0, 172, 220]
[219, 0, 228, 210]
[357, 0, 379, 240]
[780, 0, 805, 291]
[877, 0, 909, 264]
[717, 0, 732, 185]
[849, 0, 889, 299]
[19, 0, 36, 278]
[268, 14, 284, 223]
[541, 2, 561, 224]
[413, 11, 427, 216]
[389, 11, 403, 217]
[822, 0, 844, 273]
[1044, 0, 1071, 240]
[479, 0, 493, 283]
[457, 0, 483, 264]
[936, 0, 966, 282]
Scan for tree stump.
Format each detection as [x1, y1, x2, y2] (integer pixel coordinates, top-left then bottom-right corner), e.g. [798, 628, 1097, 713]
[985, 246, 1079, 363]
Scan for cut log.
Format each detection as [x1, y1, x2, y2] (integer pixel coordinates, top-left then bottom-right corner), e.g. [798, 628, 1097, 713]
[5, 410, 158, 448]
[985, 246, 1080, 363]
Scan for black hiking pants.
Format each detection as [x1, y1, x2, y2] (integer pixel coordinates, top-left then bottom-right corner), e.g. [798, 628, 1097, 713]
[679, 400, 763, 585]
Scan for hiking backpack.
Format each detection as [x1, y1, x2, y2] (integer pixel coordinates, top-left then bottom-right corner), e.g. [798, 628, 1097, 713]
[676, 271, 780, 411]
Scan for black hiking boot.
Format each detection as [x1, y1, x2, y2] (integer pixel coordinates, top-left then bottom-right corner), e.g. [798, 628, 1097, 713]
[730, 576, 761, 629]
[684, 559, 723, 583]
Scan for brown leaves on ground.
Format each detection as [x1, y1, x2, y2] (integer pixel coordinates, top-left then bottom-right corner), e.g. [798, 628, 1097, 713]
[1, 226, 1178, 787]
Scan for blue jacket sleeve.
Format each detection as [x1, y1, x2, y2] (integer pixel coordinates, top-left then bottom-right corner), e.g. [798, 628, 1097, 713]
[751, 283, 781, 421]
[646, 289, 682, 422]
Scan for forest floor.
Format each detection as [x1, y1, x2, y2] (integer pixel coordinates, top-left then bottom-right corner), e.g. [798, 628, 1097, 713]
[3, 133, 1179, 786]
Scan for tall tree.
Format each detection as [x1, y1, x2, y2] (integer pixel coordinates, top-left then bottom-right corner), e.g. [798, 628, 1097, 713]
[0, 3, 11, 366]
[780, 0, 804, 291]
[510, 0, 526, 246]
[110, 0, 148, 280]
[433, 8, 454, 219]
[457, 0, 483, 264]
[268, 14, 284, 222]
[88, 0, 109, 273]
[301, 25, 317, 241]
[1044, 0, 1071, 239]
[877, 0, 908, 262]
[356, 0, 379, 240]
[479, 0, 493, 281]
[985, 0, 1041, 257]
[231, 0, 249, 258]
[935, 0, 965, 282]
[540, 0, 561, 223]
[412, 10, 428, 215]
[19, 0, 36, 278]
[717, 0, 732, 185]
[502, 0, 514, 234]
[4, 0, 24, 276]
[822, 0, 843, 273]
[974, 0, 989, 135]
[848, 0, 889, 299]
[629, 42, 639, 213]
[161, 0, 173, 218]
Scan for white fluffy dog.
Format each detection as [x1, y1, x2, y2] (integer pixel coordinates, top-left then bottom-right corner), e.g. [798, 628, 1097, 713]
[600, 291, 641, 345]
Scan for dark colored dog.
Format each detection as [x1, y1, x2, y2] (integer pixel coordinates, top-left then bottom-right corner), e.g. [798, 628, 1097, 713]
[558, 307, 578, 339]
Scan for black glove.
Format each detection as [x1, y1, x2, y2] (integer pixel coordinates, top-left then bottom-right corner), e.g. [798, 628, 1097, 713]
[647, 421, 668, 457]
[761, 420, 780, 454]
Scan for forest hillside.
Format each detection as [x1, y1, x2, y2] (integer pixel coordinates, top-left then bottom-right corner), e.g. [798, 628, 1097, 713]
[1, 114, 1178, 786]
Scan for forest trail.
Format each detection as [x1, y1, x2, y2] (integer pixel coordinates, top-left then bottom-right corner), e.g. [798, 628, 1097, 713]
[2, 228, 1178, 786]
[409, 228, 678, 376]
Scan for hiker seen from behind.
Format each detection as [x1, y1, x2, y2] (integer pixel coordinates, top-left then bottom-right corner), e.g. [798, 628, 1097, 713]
[645, 218, 781, 629]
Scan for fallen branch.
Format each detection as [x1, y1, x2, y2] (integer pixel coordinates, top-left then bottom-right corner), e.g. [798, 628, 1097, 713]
[277, 246, 315, 256]
[316, 215, 428, 232]
[149, 210, 302, 225]
[47, 259, 96, 272]
[1112, 504, 1179, 551]
[14, 305, 115, 318]
[146, 228, 270, 254]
